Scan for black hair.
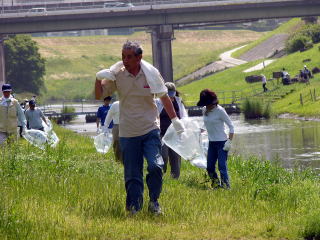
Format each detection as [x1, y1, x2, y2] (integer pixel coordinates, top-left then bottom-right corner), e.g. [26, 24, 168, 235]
[104, 96, 112, 101]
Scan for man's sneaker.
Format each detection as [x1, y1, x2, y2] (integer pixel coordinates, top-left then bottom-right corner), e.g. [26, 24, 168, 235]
[148, 201, 162, 215]
[126, 206, 138, 217]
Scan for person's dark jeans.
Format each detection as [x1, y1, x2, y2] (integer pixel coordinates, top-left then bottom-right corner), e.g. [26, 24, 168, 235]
[207, 141, 230, 188]
[262, 83, 268, 92]
[120, 129, 163, 212]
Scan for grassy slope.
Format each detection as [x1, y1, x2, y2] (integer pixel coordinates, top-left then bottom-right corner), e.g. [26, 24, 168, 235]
[0, 126, 319, 239]
[34, 30, 262, 100]
[180, 20, 320, 117]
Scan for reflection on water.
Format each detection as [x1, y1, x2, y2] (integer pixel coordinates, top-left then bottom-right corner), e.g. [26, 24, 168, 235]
[63, 113, 320, 170]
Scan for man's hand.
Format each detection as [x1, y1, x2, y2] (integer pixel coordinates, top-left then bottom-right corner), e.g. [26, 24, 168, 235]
[171, 117, 185, 134]
[223, 139, 232, 151]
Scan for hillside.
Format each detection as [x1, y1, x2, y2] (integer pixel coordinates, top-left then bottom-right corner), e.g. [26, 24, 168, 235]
[179, 40, 320, 116]
[33, 30, 263, 100]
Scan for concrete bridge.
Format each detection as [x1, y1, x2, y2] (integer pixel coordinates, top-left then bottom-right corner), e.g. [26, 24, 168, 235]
[0, 0, 319, 88]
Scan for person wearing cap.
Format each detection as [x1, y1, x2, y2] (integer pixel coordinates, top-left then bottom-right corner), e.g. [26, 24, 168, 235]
[96, 96, 113, 133]
[25, 100, 47, 131]
[155, 82, 188, 179]
[301, 65, 312, 84]
[95, 41, 185, 215]
[197, 89, 234, 189]
[104, 100, 122, 163]
[0, 84, 26, 144]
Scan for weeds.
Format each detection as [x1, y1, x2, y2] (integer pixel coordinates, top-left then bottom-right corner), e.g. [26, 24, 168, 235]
[0, 126, 319, 239]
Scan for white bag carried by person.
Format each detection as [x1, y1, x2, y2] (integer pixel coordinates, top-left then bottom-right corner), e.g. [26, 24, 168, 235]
[23, 129, 48, 150]
[43, 119, 59, 148]
[162, 118, 207, 169]
[94, 132, 113, 154]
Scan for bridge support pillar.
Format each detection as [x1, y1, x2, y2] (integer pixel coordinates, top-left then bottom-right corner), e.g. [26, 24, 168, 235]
[150, 25, 174, 83]
[0, 36, 6, 87]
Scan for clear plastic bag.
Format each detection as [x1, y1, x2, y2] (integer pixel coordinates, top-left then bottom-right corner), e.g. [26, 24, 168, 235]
[162, 118, 207, 169]
[43, 119, 59, 148]
[23, 129, 48, 150]
[94, 132, 113, 154]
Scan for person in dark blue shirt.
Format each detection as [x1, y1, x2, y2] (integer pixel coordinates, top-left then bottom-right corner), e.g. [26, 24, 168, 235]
[96, 96, 113, 133]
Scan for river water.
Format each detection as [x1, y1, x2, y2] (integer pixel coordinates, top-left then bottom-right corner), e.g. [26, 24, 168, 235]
[62, 112, 320, 171]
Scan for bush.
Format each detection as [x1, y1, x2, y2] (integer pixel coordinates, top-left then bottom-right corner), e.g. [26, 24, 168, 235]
[242, 98, 272, 119]
[286, 24, 320, 53]
[286, 33, 311, 53]
[61, 106, 76, 122]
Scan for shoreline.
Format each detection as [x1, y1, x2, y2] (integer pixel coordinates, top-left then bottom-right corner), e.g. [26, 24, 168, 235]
[277, 113, 320, 122]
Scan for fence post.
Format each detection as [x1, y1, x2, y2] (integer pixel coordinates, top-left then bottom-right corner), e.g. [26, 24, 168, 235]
[310, 89, 313, 101]
[300, 93, 303, 106]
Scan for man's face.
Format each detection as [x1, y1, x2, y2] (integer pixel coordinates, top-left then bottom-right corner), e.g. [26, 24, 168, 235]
[104, 100, 110, 106]
[122, 48, 142, 73]
[3, 91, 11, 98]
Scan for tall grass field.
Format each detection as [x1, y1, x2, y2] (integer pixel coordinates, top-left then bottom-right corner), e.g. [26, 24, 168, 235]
[33, 30, 263, 100]
[1, 126, 320, 239]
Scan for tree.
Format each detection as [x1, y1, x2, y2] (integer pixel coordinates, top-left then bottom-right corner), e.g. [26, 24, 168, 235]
[4, 35, 46, 94]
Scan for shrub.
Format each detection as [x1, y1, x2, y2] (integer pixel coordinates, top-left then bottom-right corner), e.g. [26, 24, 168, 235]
[242, 98, 272, 119]
[286, 23, 320, 53]
[61, 106, 76, 122]
[286, 33, 311, 53]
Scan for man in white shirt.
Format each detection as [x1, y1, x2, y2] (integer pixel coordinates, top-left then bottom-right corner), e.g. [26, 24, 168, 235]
[261, 74, 268, 92]
[95, 41, 184, 215]
[0, 84, 26, 144]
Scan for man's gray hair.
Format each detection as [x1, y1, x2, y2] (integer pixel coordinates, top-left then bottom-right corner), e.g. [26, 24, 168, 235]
[122, 41, 143, 56]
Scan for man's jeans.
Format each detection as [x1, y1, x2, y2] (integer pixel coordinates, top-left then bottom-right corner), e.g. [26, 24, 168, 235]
[207, 141, 230, 187]
[120, 129, 163, 211]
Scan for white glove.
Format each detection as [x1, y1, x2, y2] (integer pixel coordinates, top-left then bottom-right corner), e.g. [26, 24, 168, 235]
[223, 139, 232, 151]
[171, 117, 185, 134]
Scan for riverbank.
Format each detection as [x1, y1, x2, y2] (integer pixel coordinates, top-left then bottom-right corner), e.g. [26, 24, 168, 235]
[1, 125, 319, 239]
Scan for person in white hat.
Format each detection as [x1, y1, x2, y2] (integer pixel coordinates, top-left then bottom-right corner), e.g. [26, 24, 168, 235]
[0, 84, 26, 144]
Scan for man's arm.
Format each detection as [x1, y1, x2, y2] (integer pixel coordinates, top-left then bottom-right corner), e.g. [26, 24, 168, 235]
[95, 78, 103, 100]
[39, 109, 47, 125]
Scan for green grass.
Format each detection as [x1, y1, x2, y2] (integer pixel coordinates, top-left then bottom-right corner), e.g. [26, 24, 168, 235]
[179, 41, 320, 116]
[0, 126, 320, 239]
[33, 30, 263, 100]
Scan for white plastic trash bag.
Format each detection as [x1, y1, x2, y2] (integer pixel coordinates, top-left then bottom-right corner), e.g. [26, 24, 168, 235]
[42, 119, 59, 148]
[162, 118, 207, 169]
[94, 132, 113, 154]
[43, 119, 53, 133]
[23, 129, 48, 150]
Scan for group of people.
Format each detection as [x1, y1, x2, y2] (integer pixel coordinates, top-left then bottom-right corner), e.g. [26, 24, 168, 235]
[0, 83, 47, 145]
[281, 65, 312, 85]
[1, 40, 235, 217]
[261, 65, 313, 91]
[95, 41, 234, 215]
